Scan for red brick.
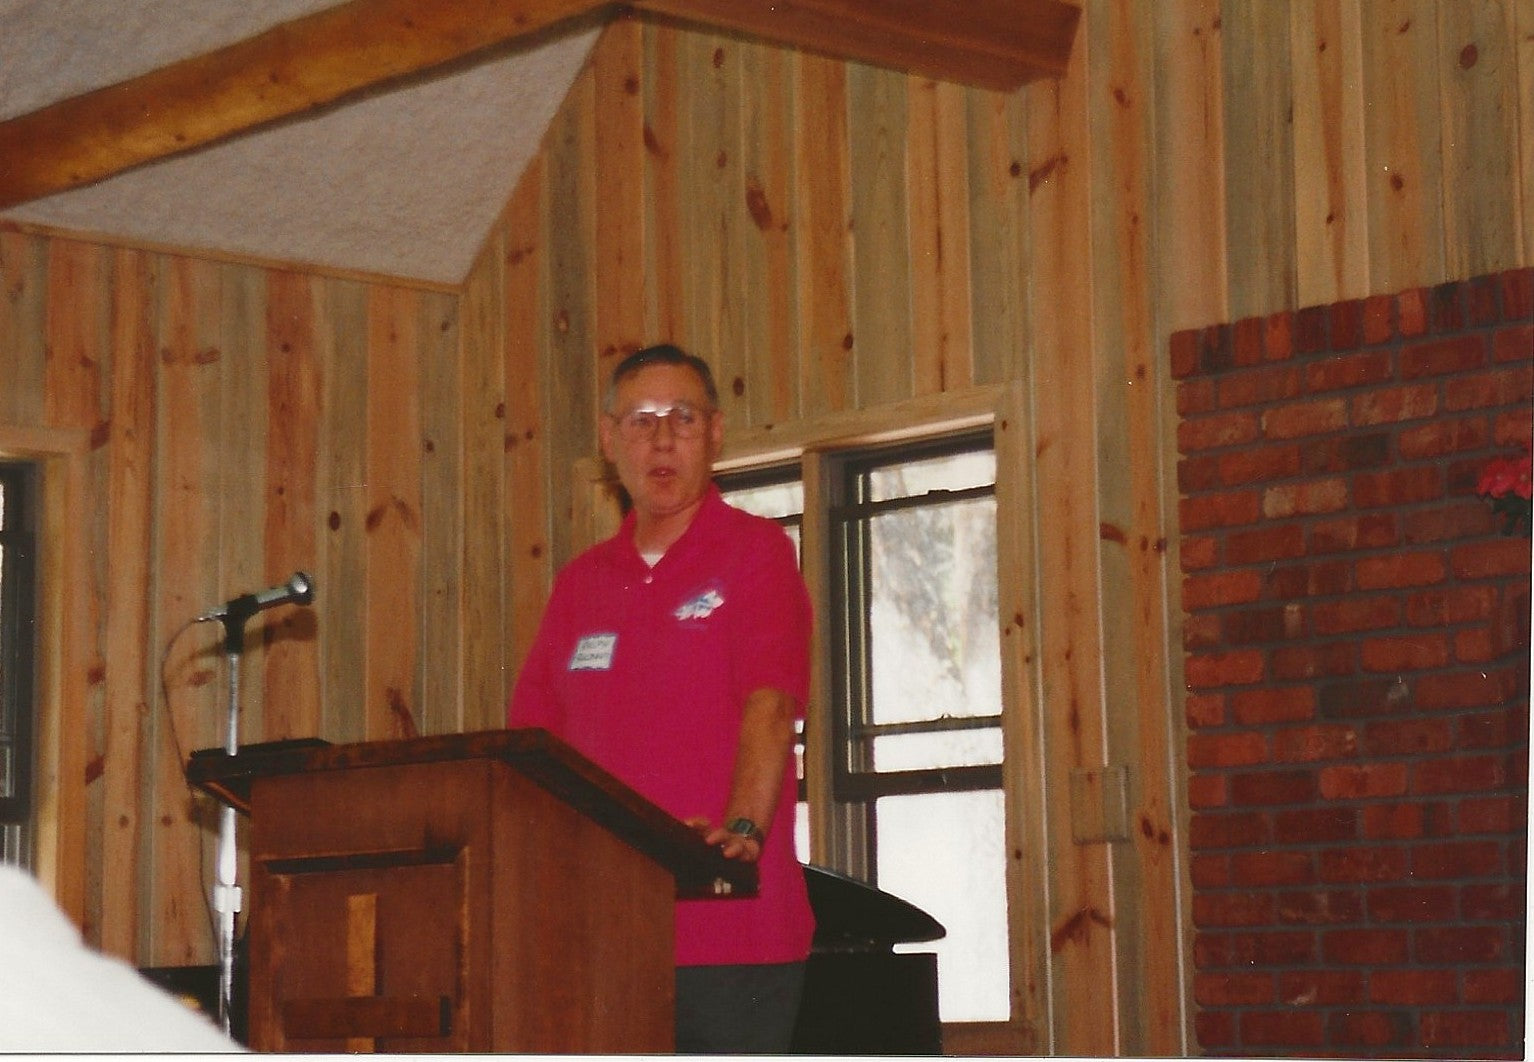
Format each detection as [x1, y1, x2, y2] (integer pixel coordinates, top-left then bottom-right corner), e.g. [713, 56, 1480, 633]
[1366, 883, 1456, 922]
[1273, 807, 1357, 844]
[1262, 397, 1348, 439]
[1193, 1010, 1233, 1049]
[1181, 570, 1262, 610]
[1185, 648, 1266, 687]
[1356, 551, 1446, 589]
[1329, 298, 1367, 349]
[1405, 585, 1497, 626]
[1271, 642, 1357, 681]
[1398, 416, 1490, 458]
[1411, 839, 1504, 879]
[1313, 596, 1400, 634]
[1491, 406, 1532, 445]
[1188, 731, 1268, 769]
[1428, 280, 1468, 331]
[1401, 334, 1488, 378]
[1351, 382, 1439, 425]
[1224, 524, 1306, 564]
[1239, 1010, 1324, 1047]
[1187, 773, 1227, 808]
[1361, 717, 1453, 757]
[1179, 534, 1218, 572]
[1403, 498, 1498, 543]
[1180, 490, 1262, 530]
[1415, 669, 1516, 711]
[1500, 267, 1534, 319]
[1177, 376, 1217, 413]
[1231, 687, 1315, 725]
[1272, 723, 1357, 762]
[1230, 769, 1317, 805]
[1369, 968, 1458, 1005]
[1309, 513, 1398, 553]
[1412, 753, 1512, 795]
[1362, 293, 1395, 344]
[1263, 477, 1348, 518]
[1450, 537, 1533, 579]
[1264, 311, 1294, 360]
[1190, 852, 1230, 887]
[1179, 409, 1261, 452]
[1301, 431, 1392, 473]
[1398, 287, 1429, 337]
[1466, 274, 1501, 326]
[1318, 676, 1408, 717]
[1319, 846, 1406, 883]
[1492, 322, 1533, 362]
[1223, 605, 1302, 644]
[1231, 316, 1266, 366]
[1190, 810, 1271, 849]
[1219, 365, 1303, 406]
[1177, 452, 1220, 491]
[1295, 305, 1329, 352]
[1277, 888, 1364, 925]
[1360, 633, 1450, 672]
[1458, 794, 1526, 834]
[1329, 1010, 1408, 1048]
[1416, 924, 1507, 963]
[1463, 882, 1523, 920]
[1193, 970, 1274, 1006]
[1281, 969, 1365, 1007]
[1266, 558, 1355, 598]
[1319, 762, 1407, 799]
[1445, 364, 1534, 411]
[1420, 1009, 1510, 1049]
[1201, 929, 1317, 968]
[1464, 968, 1523, 1004]
[1230, 849, 1314, 887]
[1353, 466, 1445, 508]
[1184, 691, 1226, 727]
[1362, 802, 1424, 840]
[1305, 349, 1394, 392]
[1193, 891, 1275, 926]
[1216, 444, 1302, 485]
[1322, 927, 1408, 964]
[1169, 328, 1201, 378]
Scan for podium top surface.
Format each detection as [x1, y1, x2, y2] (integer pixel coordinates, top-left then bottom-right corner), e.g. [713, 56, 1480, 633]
[186, 727, 757, 900]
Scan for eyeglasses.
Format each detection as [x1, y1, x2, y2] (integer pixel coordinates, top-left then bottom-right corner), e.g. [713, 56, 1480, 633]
[609, 401, 715, 442]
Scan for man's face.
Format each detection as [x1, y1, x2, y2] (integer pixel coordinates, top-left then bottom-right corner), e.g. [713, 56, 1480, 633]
[600, 362, 723, 525]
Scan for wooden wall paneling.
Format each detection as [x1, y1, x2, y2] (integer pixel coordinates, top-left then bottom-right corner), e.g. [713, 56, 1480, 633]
[0, 231, 48, 427]
[260, 271, 322, 742]
[502, 158, 553, 678]
[1089, 1, 1186, 1055]
[1361, 0, 1447, 293]
[593, 18, 650, 362]
[315, 279, 370, 745]
[793, 53, 855, 417]
[1152, 0, 1229, 334]
[419, 285, 466, 736]
[643, 24, 688, 347]
[543, 71, 599, 573]
[847, 63, 914, 408]
[219, 266, 271, 742]
[1025, 15, 1120, 1057]
[1438, 0, 1523, 280]
[906, 76, 975, 395]
[1520, 0, 1534, 263]
[740, 40, 801, 426]
[1220, 0, 1297, 320]
[965, 87, 1032, 387]
[98, 247, 157, 960]
[153, 256, 224, 966]
[1291, 0, 1370, 307]
[679, 30, 747, 415]
[363, 287, 423, 741]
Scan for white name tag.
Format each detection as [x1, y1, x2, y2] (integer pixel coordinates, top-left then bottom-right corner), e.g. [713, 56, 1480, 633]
[568, 633, 617, 671]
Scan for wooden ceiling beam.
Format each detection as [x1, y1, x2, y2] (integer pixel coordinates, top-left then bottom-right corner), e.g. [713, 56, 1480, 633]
[0, 0, 1080, 211]
[629, 0, 1080, 91]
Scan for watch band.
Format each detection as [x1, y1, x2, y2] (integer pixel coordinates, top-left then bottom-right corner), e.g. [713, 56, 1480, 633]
[724, 816, 765, 845]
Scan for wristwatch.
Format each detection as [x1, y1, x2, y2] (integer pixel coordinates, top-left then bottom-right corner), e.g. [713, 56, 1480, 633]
[725, 817, 765, 845]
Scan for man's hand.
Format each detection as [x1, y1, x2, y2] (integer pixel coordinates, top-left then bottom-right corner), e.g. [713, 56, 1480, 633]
[684, 816, 764, 863]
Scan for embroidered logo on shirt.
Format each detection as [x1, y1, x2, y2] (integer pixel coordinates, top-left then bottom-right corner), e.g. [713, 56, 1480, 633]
[674, 588, 724, 622]
[568, 632, 617, 670]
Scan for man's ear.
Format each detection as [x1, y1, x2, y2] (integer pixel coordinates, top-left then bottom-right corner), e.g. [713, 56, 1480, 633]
[598, 414, 617, 462]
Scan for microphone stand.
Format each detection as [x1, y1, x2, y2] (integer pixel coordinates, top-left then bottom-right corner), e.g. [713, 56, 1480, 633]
[211, 601, 256, 1039]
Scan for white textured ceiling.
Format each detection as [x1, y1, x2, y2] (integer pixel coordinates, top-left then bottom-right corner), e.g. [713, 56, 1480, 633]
[0, 0, 599, 285]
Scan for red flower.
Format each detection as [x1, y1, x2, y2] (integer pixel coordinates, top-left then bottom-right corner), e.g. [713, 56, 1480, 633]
[1476, 451, 1533, 501]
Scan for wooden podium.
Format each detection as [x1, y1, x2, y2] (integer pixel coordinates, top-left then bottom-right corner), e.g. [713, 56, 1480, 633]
[187, 728, 756, 1054]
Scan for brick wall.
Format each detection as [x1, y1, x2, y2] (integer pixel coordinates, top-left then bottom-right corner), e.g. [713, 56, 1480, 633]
[1172, 269, 1533, 1058]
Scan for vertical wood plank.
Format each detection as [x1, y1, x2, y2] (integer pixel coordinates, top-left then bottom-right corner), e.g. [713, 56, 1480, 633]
[262, 271, 321, 742]
[364, 287, 422, 741]
[593, 17, 650, 365]
[419, 285, 464, 737]
[966, 87, 1031, 388]
[1362, 0, 1447, 291]
[848, 63, 913, 406]
[645, 23, 687, 347]
[99, 246, 156, 961]
[1519, 0, 1534, 263]
[0, 231, 48, 427]
[1221, 0, 1298, 318]
[907, 76, 974, 394]
[794, 53, 855, 416]
[1291, 0, 1371, 305]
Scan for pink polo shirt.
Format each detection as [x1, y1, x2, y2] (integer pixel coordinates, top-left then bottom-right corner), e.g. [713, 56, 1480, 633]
[508, 486, 815, 966]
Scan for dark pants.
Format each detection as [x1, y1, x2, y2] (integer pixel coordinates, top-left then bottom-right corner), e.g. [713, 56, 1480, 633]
[674, 961, 806, 1055]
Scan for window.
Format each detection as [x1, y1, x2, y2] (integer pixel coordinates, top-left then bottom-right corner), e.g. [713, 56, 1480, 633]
[722, 428, 1009, 1027]
[0, 462, 38, 869]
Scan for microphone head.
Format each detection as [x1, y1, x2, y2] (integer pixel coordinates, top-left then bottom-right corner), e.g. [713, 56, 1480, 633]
[289, 571, 314, 606]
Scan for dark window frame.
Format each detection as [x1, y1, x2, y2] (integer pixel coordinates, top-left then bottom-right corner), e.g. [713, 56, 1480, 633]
[0, 461, 39, 833]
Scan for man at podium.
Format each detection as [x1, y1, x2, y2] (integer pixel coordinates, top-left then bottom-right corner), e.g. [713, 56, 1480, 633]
[508, 344, 815, 1053]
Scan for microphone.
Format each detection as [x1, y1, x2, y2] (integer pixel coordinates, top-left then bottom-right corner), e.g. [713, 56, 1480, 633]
[197, 571, 314, 623]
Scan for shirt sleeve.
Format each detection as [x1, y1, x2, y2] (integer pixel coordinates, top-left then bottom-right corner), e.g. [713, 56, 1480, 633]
[506, 578, 567, 732]
[729, 519, 813, 713]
